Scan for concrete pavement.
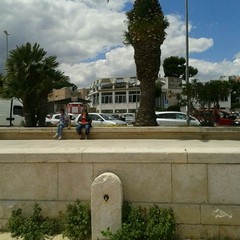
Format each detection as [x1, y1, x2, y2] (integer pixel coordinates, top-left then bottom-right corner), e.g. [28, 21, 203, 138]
[0, 139, 240, 155]
[0, 233, 68, 240]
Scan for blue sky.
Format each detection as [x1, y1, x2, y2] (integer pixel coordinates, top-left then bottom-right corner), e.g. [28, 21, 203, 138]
[1, 0, 240, 87]
[161, 0, 240, 62]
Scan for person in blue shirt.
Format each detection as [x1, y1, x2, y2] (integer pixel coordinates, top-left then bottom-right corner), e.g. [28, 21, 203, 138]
[53, 108, 70, 140]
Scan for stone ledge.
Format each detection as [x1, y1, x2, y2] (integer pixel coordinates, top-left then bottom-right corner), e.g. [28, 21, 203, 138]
[1, 126, 240, 140]
[1, 139, 240, 164]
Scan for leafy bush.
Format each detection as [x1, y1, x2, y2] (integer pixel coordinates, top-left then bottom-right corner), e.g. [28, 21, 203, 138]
[63, 199, 91, 240]
[8, 203, 62, 240]
[146, 206, 175, 240]
[8, 201, 175, 240]
[102, 203, 176, 240]
[8, 208, 25, 238]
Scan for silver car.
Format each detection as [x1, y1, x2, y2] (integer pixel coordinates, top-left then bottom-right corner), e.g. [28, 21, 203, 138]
[155, 111, 200, 126]
[50, 113, 76, 126]
[75, 113, 127, 126]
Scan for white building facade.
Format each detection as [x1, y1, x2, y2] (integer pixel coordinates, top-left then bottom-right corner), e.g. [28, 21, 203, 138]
[88, 77, 140, 114]
[87, 76, 182, 114]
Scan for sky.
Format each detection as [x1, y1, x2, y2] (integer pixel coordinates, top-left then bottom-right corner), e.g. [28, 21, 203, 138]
[1, 0, 240, 88]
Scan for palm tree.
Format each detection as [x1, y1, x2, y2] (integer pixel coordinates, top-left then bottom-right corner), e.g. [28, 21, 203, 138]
[36, 56, 70, 126]
[124, 0, 169, 126]
[3, 42, 70, 127]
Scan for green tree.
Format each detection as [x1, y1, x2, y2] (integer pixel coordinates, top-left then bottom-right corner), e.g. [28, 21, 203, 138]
[163, 56, 198, 79]
[124, 0, 169, 126]
[180, 79, 231, 123]
[229, 76, 240, 109]
[35, 55, 71, 127]
[1, 42, 71, 127]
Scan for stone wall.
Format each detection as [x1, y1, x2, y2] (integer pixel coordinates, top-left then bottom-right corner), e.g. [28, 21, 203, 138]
[0, 139, 240, 239]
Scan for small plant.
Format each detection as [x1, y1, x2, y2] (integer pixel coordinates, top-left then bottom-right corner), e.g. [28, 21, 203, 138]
[102, 203, 176, 240]
[8, 203, 62, 240]
[146, 206, 175, 240]
[8, 208, 25, 238]
[102, 202, 146, 240]
[63, 199, 91, 240]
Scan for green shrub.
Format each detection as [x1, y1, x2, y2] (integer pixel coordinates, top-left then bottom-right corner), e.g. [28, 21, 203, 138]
[146, 206, 175, 240]
[102, 203, 176, 240]
[63, 199, 91, 240]
[8, 201, 175, 240]
[8, 203, 62, 240]
[8, 208, 25, 238]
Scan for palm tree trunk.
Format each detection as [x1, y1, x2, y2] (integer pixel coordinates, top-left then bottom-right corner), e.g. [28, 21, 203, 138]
[134, 42, 160, 126]
[37, 94, 48, 127]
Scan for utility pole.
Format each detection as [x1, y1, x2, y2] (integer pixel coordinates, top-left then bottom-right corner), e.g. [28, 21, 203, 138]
[3, 30, 10, 59]
[185, 0, 190, 125]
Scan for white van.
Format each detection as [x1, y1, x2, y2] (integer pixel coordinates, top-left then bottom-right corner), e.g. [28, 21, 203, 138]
[0, 98, 24, 126]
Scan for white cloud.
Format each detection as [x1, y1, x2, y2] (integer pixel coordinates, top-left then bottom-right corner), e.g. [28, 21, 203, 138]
[191, 58, 240, 81]
[60, 46, 135, 87]
[161, 14, 213, 58]
[1, 0, 239, 88]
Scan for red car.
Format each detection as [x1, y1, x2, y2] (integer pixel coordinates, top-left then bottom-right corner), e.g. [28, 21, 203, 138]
[194, 109, 235, 126]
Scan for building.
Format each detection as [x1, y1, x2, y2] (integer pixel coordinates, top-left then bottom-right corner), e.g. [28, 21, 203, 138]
[87, 77, 139, 114]
[155, 77, 182, 109]
[87, 76, 182, 114]
[47, 87, 90, 113]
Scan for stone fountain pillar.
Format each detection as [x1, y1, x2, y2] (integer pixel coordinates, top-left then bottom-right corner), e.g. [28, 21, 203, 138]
[91, 172, 123, 240]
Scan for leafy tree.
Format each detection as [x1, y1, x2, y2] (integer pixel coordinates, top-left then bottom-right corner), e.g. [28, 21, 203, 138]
[180, 79, 231, 124]
[124, 0, 169, 126]
[229, 76, 240, 109]
[1, 42, 71, 127]
[35, 55, 71, 126]
[163, 56, 198, 80]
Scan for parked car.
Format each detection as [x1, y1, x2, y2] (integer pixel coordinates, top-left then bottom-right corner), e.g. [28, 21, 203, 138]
[155, 111, 200, 126]
[44, 114, 52, 126]
[0, 98, 24, 126]
[194, 109, 236, 126]
[110, 114, 121, 120]
[120, 113, 135, 124]
[75, 113, 127, 126]
[50, 113, 76, 126]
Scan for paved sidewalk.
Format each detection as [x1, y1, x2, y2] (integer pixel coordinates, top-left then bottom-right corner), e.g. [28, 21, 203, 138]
[0, 233, 68, 240]
[1, 138, 240, 151]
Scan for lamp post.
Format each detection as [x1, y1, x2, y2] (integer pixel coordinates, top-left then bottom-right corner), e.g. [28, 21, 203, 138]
[185, 0, 190, 125]
[3, 30, 13, 127]
[3, 30, 10, 59]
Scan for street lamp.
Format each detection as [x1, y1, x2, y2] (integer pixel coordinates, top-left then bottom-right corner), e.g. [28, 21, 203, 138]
[185, 0, 190, 125]
[3, 30, 10, 59]
[3, 30, 13, 127]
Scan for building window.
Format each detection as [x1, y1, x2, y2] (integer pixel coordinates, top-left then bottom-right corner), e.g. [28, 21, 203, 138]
[115, 92, 126, 103]
[220, 96, 228, 102]
[93, 94, 99, 105]
[102, 93, 112, 104]
[129, 91, 140, 103]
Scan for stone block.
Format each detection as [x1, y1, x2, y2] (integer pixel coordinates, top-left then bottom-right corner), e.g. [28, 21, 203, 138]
[58, 163, 93, 201]
[177, 224, 219, 239]
[220, 226, 240, 239]
[94, 163, 172, 202]
[171, 204, 201, 224]
[201, 205, 240, 225]
[0, 163, 58, 200]
[208, 164, 240, 204]
[188, 149, 240, 164]
[172, 164, 208, 203]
